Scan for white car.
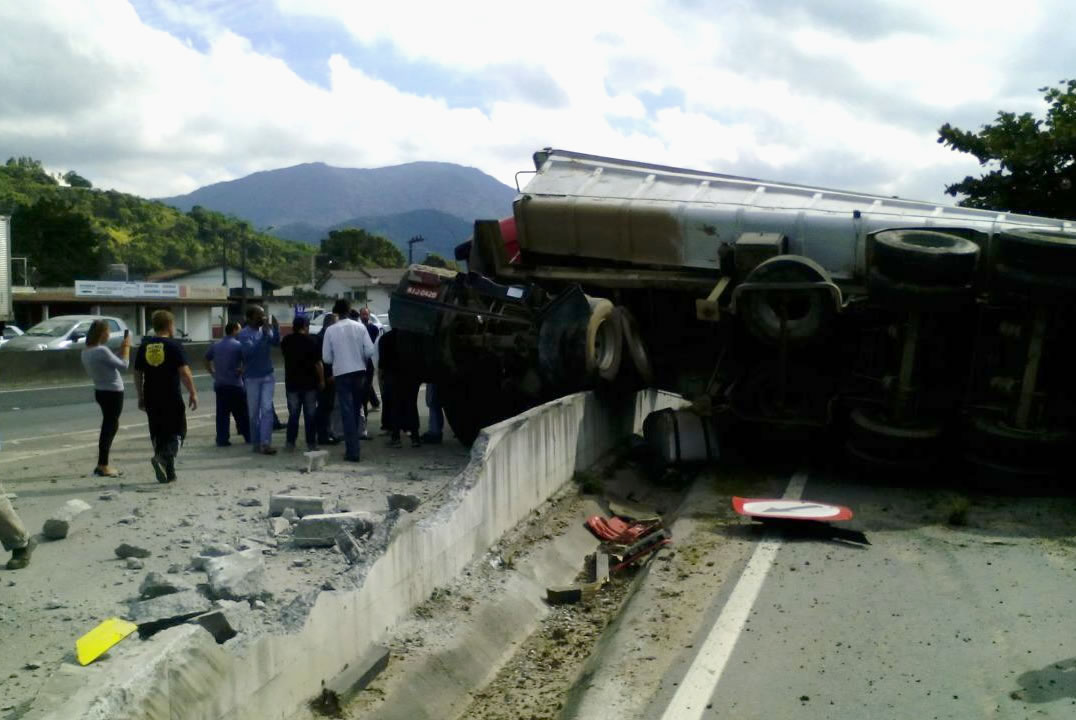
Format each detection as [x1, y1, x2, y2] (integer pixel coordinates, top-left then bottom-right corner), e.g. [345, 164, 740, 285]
[0, 315, 129, 351]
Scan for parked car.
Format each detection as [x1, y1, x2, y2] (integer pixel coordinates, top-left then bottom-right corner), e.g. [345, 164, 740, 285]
[0, 325, 24, 348]
[0, 315, 129, 351]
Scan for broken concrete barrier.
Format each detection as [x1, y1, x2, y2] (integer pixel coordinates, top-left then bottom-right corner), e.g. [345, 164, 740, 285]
[139, 572, 193, 600]
[336, 530, 362, 565]
[205, 548, 267, 601]
[128, 591, 211, 626]
[293, 511, 378, 548]
[42, 499, 92, 540]
[269, 517, 291, 536]
[268, 494, 325, 517]
[193, 610, 238, 644]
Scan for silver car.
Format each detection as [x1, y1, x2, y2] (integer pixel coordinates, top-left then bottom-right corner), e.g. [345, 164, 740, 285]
[0, 315, 128, 351]
[0, 325, 23, 347]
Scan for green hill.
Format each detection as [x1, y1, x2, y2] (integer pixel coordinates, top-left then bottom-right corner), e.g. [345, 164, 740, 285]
[274, 208, 474, 261]
[0, 157, 314, 287]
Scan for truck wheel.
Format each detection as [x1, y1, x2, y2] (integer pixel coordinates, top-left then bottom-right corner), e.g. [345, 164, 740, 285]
[963, 414, 1066, 482]
[871, 229, 980, 286]
[845, 406, 943, 473]
[739, 255, 835, 346]
[615, 307, 653, 385]
[867, 268, 974, 311]
[996, 230, 1076, 275]
[586, 297, 623, 382]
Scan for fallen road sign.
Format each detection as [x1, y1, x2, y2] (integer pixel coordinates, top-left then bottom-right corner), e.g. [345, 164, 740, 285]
[76, 617, 138, 665]
[732, 497, 854, 522]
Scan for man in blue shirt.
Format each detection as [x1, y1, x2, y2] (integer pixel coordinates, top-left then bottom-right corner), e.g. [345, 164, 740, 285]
[237, 305, 281, 455]
[205, 321, 250, 447]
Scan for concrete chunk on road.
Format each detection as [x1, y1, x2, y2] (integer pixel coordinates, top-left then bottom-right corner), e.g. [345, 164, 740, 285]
[115, 543, 152, 559]
[42, 499, 92, 540]
[205, 548, 268, 601]
[293, 511, 378, 548]
[139, 572, 193, 600]
[128, 591, 211, 625]
[268, 494, 325, 518]
[303, 450, 329, 473]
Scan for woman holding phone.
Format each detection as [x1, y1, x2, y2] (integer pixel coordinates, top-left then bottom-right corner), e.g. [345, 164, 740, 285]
[81, 321, 132, 477]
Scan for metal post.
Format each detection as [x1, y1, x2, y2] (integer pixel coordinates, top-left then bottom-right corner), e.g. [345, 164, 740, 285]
[408, 235, 425, 264]
[1014, 306, 1048, 429]
[894, 310, 920, 421]
[240, 233, 248, 319]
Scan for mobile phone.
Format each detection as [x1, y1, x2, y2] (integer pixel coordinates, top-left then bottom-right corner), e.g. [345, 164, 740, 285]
[124, 329, 129, 338]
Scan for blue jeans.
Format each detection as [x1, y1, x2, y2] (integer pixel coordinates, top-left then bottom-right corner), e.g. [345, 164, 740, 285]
[215, 385, 249, 445]
[335, 371, 367, 461]
[245, 374, 276, 448]
[426, 383, 444, 436]
[286, 389, 318, 448]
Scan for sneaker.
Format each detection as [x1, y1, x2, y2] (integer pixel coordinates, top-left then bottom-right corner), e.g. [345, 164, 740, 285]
[387, 437, 403, 449]
[285, 443, 297, 452]
[361, 431, 372, 440]
[411, 435, 422, 448]
[306, 444, 319, 453]
[5, 537, 36, 570]
[216, 440, 232, 447]
[93, 466, 121, 477]
[258, 445, 278, 456]
[150, 456, 168, 483]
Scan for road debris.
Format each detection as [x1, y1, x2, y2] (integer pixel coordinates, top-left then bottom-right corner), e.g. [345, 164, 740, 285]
[293, 511, 378, 548]
[269, 494, 325, 517]
[205, 548, 268, 601]
[114, 543, 151, 559]
[76, 618, 138, 666]
[42, 499, 92, 540]
[138, 572, 192, 600]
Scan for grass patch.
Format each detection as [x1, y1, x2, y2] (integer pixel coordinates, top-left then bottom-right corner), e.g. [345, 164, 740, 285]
[573, 470, 604, 495]
[941, 494, 971, 526]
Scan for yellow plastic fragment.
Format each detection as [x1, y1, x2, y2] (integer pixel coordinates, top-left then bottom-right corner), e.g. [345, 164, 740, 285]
[76, 617, 138, 666]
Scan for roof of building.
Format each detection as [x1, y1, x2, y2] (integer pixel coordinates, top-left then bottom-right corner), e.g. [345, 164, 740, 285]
[146, 264, 279, 288]
[12, 287, 223, 306]
[364, 267, 407, 284]
[321, 267, 405, 289]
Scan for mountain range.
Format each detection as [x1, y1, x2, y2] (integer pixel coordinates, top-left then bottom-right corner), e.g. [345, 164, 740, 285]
[159, 161, 518, 260]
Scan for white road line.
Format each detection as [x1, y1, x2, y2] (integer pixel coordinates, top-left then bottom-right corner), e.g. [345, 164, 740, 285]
[658, 470, 808, 720]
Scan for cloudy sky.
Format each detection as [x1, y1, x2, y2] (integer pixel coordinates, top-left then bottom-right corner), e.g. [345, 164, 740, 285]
[2, 0, 1074, 202]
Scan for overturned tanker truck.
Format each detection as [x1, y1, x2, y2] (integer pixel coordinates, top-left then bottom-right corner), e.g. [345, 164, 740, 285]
[389, 148, 1076, 480]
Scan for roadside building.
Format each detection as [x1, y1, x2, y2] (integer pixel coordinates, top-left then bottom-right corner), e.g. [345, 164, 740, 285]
[318, 268, 405, 316]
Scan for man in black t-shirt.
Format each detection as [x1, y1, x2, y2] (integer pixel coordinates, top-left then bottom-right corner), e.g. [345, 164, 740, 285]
[134, 310, 198, 483]
[281, 316, 325, 451]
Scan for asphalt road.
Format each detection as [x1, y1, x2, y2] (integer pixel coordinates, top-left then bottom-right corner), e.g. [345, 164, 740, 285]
[646, 470, 1076, 719]
[0, 375, 286, 465]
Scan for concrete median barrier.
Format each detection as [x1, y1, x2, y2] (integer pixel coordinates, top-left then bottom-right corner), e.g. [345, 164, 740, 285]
[31, 388, 688, 720]
[0, 343, 284, 389]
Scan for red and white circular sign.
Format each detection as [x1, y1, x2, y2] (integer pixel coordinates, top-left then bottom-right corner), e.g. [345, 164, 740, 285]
[732, 496, 854, 522]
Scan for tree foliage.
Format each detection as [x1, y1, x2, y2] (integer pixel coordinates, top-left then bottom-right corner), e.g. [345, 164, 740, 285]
[0, 158, 314, 286]
[63, 170, 93, 189]
[938, 80, 1076, 219]
[421, 252, 458, 270]
[320, 228, 406, 269]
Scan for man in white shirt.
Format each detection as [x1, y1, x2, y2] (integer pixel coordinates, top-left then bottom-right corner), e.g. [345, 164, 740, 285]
[322, 299, 376, 461]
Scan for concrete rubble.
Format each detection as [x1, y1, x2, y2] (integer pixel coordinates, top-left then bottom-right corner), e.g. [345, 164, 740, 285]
[128, 591, 213, 625]
[292, 511, 378, 548]
[269, 494, 325, 517]
[205, 548, 268, 601]
[115, 542, 152, 559]
[42, 499, 92, 540]
[139, 572, 193, 600]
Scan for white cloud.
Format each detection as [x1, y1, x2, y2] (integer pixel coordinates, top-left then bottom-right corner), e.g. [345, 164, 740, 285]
[0, 0, 1071, 206]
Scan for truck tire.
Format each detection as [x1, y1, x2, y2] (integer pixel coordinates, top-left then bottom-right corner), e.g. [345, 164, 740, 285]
[866, 268, 974, 311]
[739, 255, 835, 346]
[615, 306, 654, 385]
[845, 406, 943, 473]
[871, 229, 980, 286]
[963, 414, 1066, 481]
[996, 230, 1076, 276]
[586, 297, 623, 382]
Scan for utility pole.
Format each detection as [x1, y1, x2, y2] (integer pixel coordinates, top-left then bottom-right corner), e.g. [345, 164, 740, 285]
[408, 235, 425, 265]
[240, 226, 248, 320]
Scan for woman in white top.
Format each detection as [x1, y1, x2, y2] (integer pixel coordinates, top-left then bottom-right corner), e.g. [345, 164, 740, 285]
[80, 321, 131, 477]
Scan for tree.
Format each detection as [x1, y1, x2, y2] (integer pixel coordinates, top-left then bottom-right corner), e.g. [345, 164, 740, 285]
[938, 80, 1076, 219]
[12, 196, 102, 285]
[321, 228, 405, 269]
[421, 252, 459, 271]
[63, 170, 93, 189]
